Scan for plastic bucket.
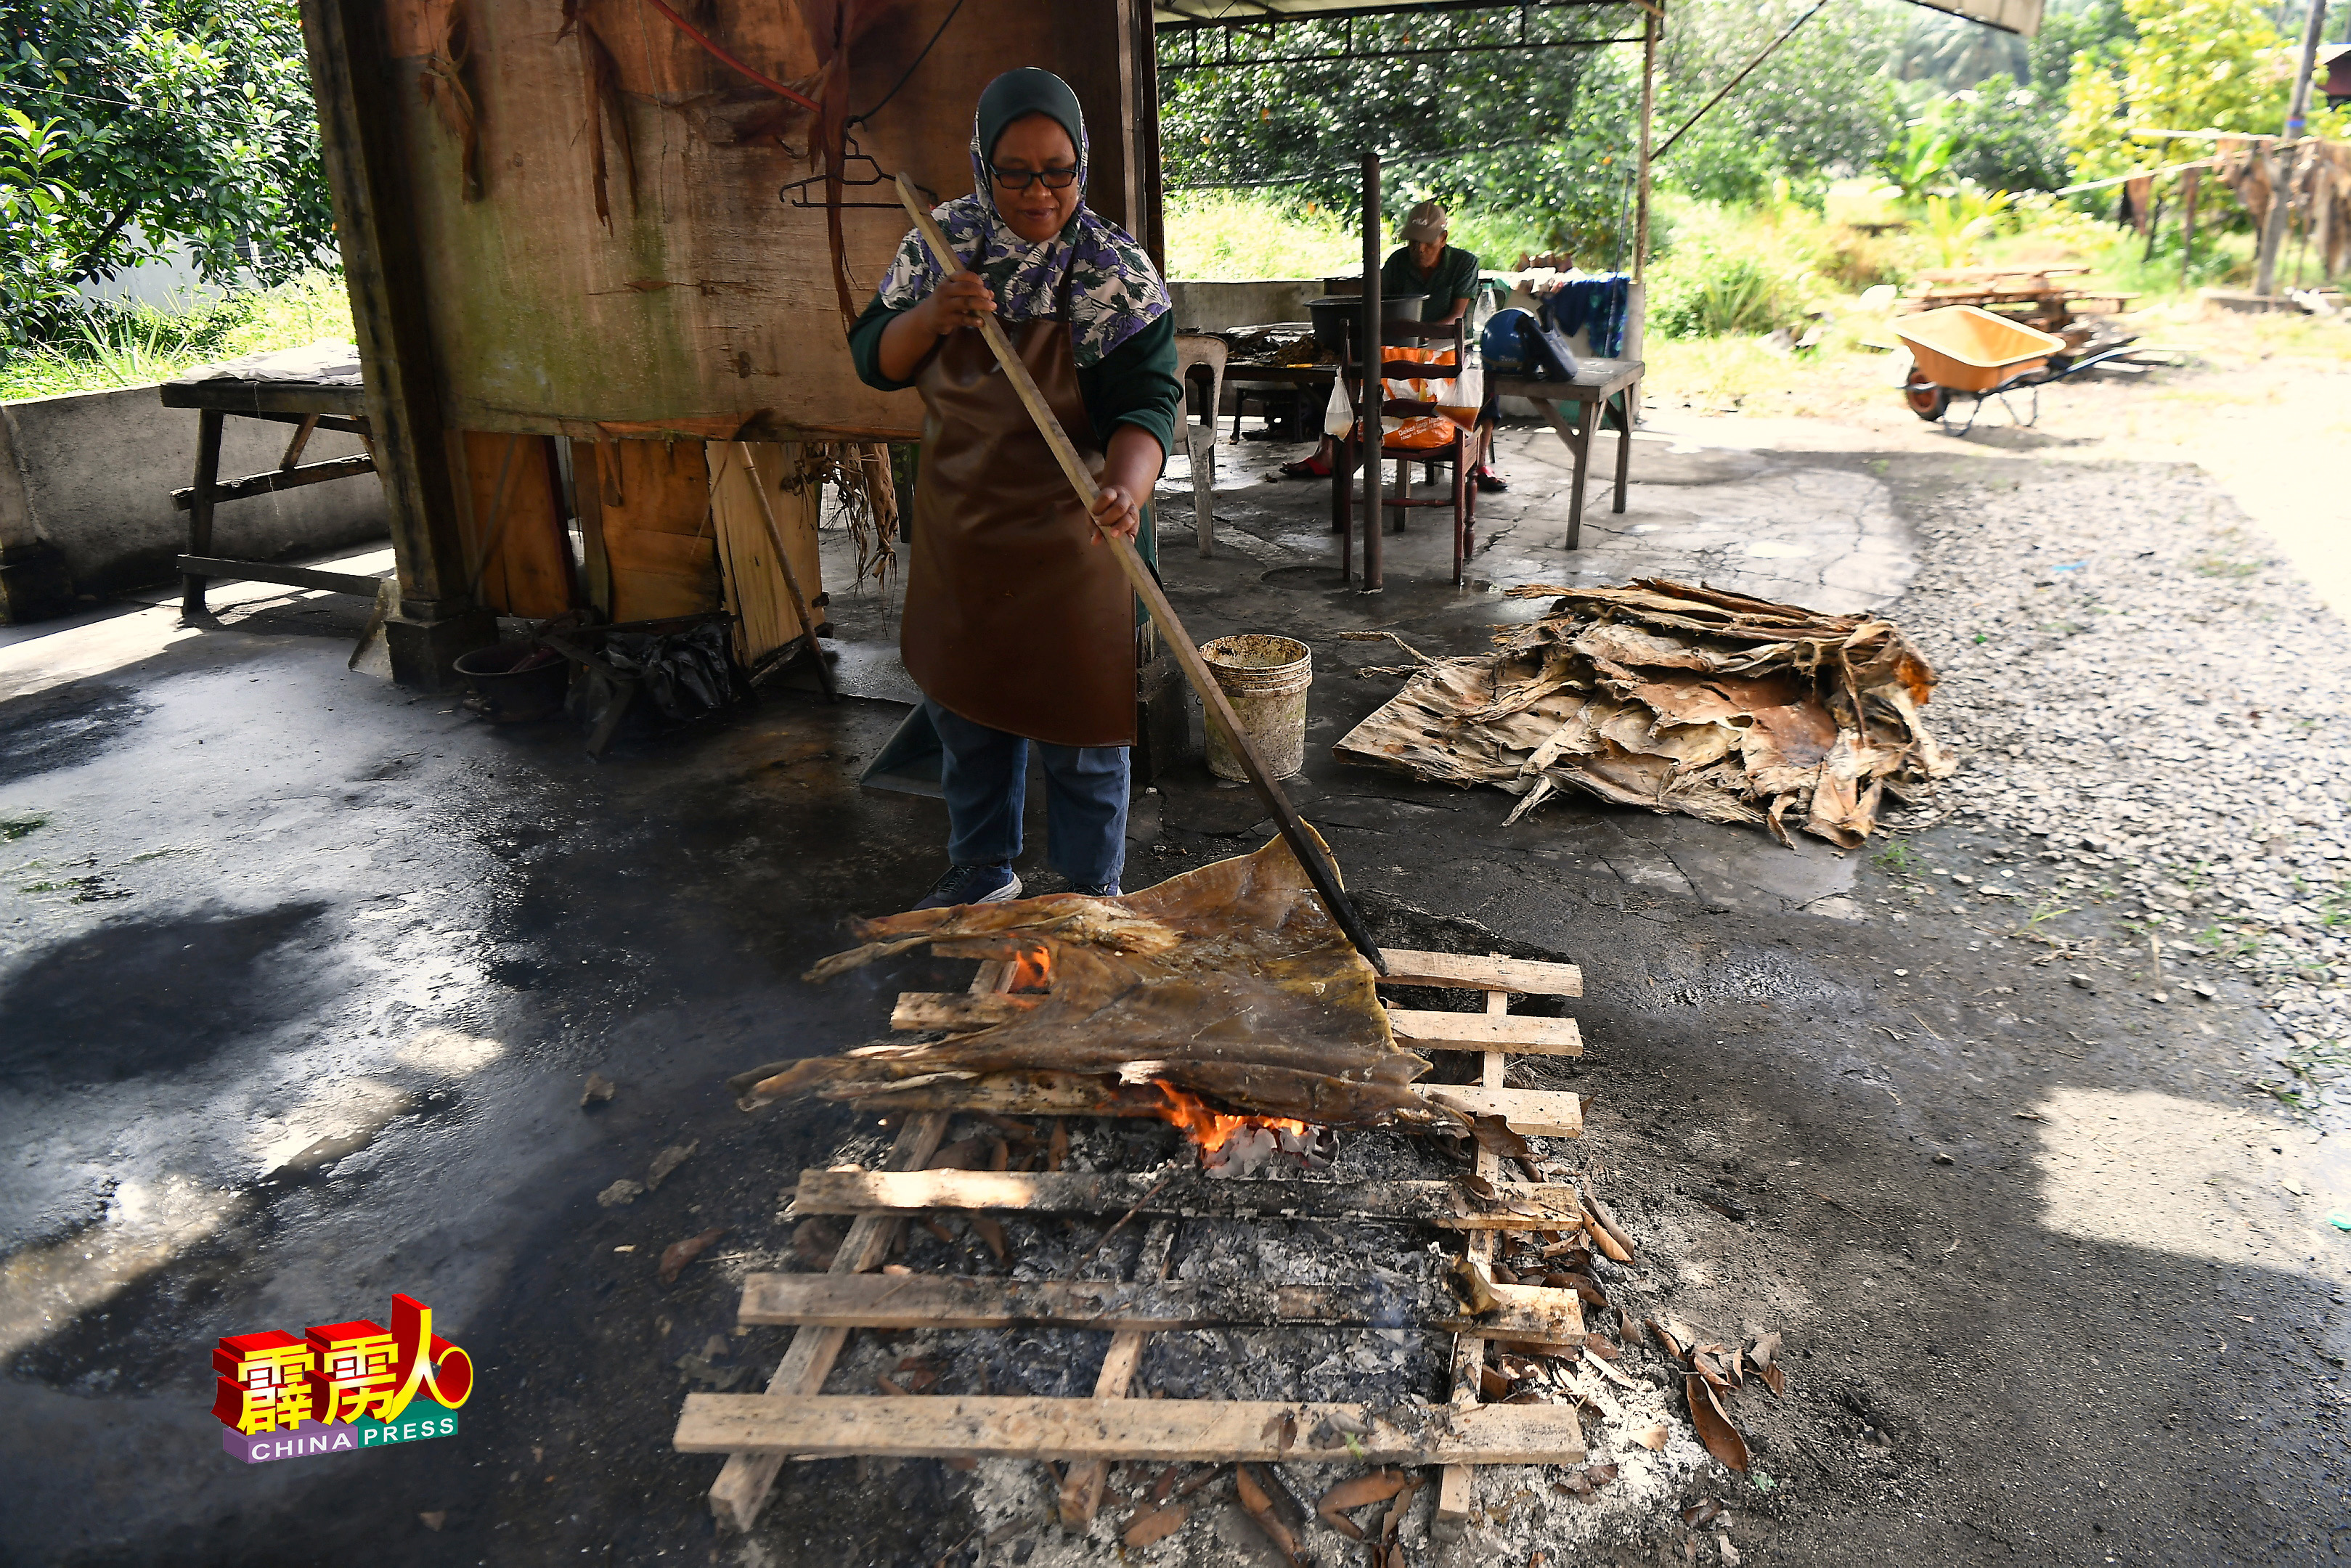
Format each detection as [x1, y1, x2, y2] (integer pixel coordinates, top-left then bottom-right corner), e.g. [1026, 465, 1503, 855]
[1199, 634, 1313, 782]
[453, 640, 569, 724]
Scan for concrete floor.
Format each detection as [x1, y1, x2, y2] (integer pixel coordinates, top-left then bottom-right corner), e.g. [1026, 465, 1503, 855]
[0, 412, 2343, 1566]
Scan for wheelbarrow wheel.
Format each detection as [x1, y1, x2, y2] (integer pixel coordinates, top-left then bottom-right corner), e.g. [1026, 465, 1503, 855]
[1902, 371, 1949, 422]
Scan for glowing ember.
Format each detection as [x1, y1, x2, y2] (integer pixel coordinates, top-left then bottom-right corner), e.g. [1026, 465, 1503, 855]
[1152, 1081, 1309, 1153]
[1005, 942, 1054, 993]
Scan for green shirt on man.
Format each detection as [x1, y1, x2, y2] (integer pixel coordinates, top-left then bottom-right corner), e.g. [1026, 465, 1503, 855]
[1379, 244, 1480, 322]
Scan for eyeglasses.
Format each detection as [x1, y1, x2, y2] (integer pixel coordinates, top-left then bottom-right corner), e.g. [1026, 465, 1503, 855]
[990, 165, 1079, 190]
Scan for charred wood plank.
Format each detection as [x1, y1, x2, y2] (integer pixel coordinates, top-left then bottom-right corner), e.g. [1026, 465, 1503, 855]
[787, 1169, 1584, 1230]
[675, 1394, 1586, 1466]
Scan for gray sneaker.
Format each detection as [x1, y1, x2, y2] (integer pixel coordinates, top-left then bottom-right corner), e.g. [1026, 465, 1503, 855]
[914, 863, 1022, 910]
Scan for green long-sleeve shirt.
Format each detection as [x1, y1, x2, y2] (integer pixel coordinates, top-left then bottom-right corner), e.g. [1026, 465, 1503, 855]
[847, 293, 1182, 462]
[1380, 244, 1481, 322]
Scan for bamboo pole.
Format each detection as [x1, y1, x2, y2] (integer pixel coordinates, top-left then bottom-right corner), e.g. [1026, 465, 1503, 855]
[730, 443, 838, 701]
[891, 176, 1388, 976]
[1361, 152, 1385, 593]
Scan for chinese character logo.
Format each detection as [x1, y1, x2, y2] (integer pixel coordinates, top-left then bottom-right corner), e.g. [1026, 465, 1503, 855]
[212, 1294, 472, 1462]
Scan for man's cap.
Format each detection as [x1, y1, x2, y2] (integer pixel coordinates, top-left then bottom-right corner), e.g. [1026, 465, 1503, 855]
[1401, 201, 1447, 242]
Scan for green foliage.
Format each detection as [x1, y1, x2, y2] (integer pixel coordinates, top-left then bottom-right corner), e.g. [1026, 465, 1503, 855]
[2061, 0, 2291, 186]
[1653, 0, 1903, 204]
[0, 0, 333, 350]
[1877, 115, 1957, 202]
[1940, 78, 2070, 190]
[0, 270, 351, 401]
[1922, 185, 2015, 266]
[1157, 8, 1634, 259]
[1647, 203, 1823, 338]
[1162, 191, 1363, 280]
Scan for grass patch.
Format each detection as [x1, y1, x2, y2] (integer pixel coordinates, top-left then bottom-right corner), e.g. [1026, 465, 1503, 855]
[0, 815, 46, 842]
[1165, 192, 1364, 281]
[0, 273, 354, 402]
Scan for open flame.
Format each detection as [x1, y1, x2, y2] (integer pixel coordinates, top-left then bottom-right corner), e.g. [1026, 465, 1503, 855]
[1151, 1081, 1308, 1153]
[1005, 942, 1054, 993]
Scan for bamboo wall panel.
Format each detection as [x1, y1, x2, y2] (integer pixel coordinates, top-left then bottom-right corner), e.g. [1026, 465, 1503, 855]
[375, 0, 1141, 443]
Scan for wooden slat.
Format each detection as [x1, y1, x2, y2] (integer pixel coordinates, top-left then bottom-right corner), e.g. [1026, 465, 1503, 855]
[789, 1169, 1584, 1230]
[736, 1271, 1584, 1343]
[1389, 1008, 1583, 1055]
[174, 556, 383, 597]
[171, 453, 376, 510]
[889, 992, 1039, 1031]
[842, 1073, 1582, 1138]
[711, 440, 823, 666]
[454, 431, 573, 618]
[1377, 949, 1582, 996]
[1438, 1132, 1504, 1539]
[1057, 1218, 1176, 1527]
[1417, 1086, 1582, 1138]
[677, 1395, 1584, 1466]
[590, 437, 720, 623]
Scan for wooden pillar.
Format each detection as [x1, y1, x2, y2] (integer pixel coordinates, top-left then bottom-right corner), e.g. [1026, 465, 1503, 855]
[1634, 2, 1660, 284]
[298, 0, 492, 688]
[1361, 152, 1383, 594]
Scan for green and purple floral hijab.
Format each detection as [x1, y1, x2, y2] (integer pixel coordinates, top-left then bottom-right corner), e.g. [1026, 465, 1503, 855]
[876, 68, 1169, 368]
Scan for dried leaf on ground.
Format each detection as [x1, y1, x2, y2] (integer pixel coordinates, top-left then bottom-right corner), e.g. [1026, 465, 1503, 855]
[579, 1072, 616, 1107]
[1123, 1504, 1186, 1547]
[644, 1140, 698, 1191]
[1380, 1474, 1425, 1540]
[1645, 1319, 1687, 1363]
[596, 1179, 644, 1207]
[1335, 578, 1950, 846]
[970, 1214, 1009, 1262]
[1684, 1373, 1752, 1471]
[1316, 1469, 1408, 1540]
[1628, 1421, 1669, 1450]
[1748, 1331, 1783, 1371]
[1234, 1465, 1304, 1564]
[658, 1226, 727, 1284]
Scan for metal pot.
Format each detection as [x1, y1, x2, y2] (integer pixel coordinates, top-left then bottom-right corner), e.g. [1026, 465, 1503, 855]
[1307, 293, 1427, 351]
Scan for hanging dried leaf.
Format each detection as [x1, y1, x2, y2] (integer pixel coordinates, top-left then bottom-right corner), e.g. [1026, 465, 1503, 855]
[1684, 1373, 1751, 1471]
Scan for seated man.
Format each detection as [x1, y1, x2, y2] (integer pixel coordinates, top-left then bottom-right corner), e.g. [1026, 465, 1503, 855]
[1282, 200, 1504, 491]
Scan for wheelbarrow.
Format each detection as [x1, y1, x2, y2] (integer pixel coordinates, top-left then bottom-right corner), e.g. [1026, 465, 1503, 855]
[1894, 305, 2146, 434]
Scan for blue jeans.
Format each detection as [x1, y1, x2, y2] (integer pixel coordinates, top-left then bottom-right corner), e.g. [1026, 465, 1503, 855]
[924, 699, 1128, 888]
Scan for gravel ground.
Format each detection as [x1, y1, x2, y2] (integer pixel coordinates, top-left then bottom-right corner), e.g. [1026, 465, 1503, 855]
[1876, 461, 2351, 1126]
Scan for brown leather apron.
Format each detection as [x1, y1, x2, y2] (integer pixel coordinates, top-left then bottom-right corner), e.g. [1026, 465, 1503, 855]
[902, 280, 1135, 748]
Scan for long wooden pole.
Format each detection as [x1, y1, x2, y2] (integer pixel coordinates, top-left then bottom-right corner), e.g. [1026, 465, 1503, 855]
[732, 443, 839, 701]
[892, 176, 1387, 975]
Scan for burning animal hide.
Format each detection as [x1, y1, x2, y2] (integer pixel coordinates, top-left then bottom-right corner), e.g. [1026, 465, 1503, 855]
[1335, 579, 1952, 847]
[743, 837, 1458, 1130]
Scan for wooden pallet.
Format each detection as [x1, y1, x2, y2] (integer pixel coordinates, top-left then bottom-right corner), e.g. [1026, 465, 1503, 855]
[696, 947, 1593, 1540]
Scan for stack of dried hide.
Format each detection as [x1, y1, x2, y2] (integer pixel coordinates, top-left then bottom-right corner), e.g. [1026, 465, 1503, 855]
[1335, 579, 1951, 846]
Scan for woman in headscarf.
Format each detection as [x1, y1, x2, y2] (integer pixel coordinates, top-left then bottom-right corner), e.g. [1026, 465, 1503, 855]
[849, 68, 1181, 910]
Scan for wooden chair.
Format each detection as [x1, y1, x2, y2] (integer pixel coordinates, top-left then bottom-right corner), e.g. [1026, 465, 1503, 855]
[1328, 317, 1486, 587]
